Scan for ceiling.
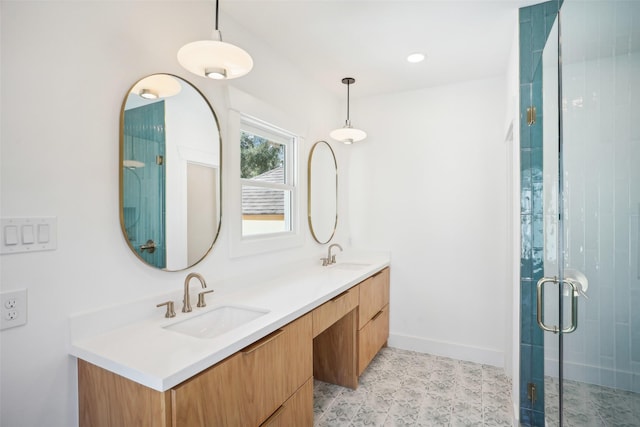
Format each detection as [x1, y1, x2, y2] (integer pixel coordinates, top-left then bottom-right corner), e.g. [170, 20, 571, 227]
[222, 0, 542, 98]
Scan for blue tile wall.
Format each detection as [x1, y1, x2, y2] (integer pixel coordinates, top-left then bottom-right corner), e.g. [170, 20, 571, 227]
[519, 1, 561, 425]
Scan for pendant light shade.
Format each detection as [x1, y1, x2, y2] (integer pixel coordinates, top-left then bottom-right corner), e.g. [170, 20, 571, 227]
[177, 0, 253, 80]
[330, 77, 366, 144]
[329, 126, 367, 145]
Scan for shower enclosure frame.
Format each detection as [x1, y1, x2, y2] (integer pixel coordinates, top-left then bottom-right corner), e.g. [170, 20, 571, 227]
[519, 2, 562, 423]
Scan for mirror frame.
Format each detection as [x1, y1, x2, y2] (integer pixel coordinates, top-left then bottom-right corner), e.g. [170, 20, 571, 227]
[119, 73, 222, 271]
[307, 140, 338, 244]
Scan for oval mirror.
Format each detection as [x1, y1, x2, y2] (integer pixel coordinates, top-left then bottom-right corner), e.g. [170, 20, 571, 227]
[308, 141, 337, 244]
[120, 74, 221, 271]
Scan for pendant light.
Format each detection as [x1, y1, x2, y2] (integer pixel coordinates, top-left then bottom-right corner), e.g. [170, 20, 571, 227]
[330, 77, 366, 144]
[130, 74, 182, 99]
[177, 0, 253, 80]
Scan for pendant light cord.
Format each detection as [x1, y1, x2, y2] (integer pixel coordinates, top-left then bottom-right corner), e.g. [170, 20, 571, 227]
[215, 0, 220, 31]
[340, 77, 356, 127]
[346, 81, 351, 122]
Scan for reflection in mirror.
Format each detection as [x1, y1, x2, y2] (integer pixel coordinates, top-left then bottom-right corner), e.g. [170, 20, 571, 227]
[308, 141, 337, 244]
[120, 74, 221, 271]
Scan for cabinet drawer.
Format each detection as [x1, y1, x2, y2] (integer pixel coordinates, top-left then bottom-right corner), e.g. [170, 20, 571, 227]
[171, 333, 284, 426]
[259, 378, 313, 427]
[358, 268, 390, 328]
[313, 287, 359, 337]
[357, 304, 389, 376]
[171, 313, 312, 426]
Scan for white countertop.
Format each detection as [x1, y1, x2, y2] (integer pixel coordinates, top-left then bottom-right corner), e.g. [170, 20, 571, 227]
[69, 253, 389, 392]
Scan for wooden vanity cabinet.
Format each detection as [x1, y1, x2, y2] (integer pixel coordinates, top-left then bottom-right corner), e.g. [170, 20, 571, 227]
[78, 313, 312, 427]
[77, 267, 390, 426]
[357, 267, 390, 375]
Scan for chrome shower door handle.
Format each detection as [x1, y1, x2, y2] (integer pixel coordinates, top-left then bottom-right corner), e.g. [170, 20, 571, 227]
[140, 239, 157, 253]
[536, 276, 580, 334]
[537, 277, 560, 333]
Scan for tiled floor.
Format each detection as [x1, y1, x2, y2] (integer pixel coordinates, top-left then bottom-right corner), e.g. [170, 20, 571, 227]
[313, 347, 513, 426]
[545, 377, 640, 427]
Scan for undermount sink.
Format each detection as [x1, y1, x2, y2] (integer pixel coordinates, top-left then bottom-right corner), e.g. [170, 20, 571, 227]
[330, 262, 371, 270]
[164, 305, 269, 339]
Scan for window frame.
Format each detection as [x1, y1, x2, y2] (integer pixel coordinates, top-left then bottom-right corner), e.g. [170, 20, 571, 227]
[228, 110, 304, 257]
[240, 117, 296, 237]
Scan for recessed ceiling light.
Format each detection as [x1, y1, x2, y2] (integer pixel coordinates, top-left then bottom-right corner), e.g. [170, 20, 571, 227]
[407, 53, 425, 63]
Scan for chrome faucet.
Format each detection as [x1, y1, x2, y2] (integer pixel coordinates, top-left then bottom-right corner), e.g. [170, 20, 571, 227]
[322, 243, 343, 266]
[183, 272, 207, 313]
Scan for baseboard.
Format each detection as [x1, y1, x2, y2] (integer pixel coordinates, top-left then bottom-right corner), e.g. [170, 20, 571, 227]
[544, 357, 640, 393]
[388, 333, 505, 368]
[512, 401, 519, 427]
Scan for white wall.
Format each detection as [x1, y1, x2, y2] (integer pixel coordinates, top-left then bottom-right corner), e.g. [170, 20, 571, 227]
[348, 77, 510, 366]
[0, 2, 342, 426]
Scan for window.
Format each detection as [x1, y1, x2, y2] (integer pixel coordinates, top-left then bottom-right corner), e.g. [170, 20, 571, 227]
[227, 95, 304, 258]
[240, 116, 297, 239]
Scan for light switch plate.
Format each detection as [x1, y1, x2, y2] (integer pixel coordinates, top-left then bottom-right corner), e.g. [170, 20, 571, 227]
[1, 217, 57, 254]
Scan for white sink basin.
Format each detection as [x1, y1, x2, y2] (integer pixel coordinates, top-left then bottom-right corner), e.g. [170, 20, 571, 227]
[331, 262, 371, 270]
[164, 305, 269, 339]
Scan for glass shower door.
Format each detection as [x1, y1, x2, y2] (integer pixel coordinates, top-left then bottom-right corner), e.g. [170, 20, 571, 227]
[539, 10, 563, 425]
[539, 1, 640, 425]
[558, 1, 640, 426]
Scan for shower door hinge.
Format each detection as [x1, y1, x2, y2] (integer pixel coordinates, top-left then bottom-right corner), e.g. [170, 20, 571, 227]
[527, 382, 537, 404]
[156, 155, 164, 165]
[526, 106, 537, 126]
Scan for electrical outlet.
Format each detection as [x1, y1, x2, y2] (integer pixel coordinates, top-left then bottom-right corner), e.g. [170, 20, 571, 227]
[0, 289, 27, 330]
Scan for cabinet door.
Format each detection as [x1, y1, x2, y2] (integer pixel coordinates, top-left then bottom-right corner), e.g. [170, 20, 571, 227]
[78, 360, 170, 427]
[357, 304, 389, 375]
[259, 379, 313, 427]
[358, 268, 390, 328]
[282, 312, 313, 396]
[171, 313, 312, 426]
